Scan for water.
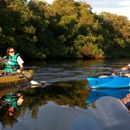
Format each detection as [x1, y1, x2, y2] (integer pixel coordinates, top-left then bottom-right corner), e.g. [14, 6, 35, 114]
[0, 58, 130, 130]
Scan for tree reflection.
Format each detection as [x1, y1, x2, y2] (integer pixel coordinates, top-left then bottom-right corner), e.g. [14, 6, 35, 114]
[0, 80, 90, 127]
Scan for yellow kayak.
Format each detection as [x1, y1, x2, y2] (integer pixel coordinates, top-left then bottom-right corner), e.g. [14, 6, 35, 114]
[0, 70, 34, 88]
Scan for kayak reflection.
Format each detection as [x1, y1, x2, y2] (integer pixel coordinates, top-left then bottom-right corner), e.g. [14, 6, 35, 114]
[86, 88, 130, 104]
[86, 88, 130, 113]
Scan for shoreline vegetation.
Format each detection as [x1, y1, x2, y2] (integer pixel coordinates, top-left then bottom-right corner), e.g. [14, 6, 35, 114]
[0, 0, 130, 60]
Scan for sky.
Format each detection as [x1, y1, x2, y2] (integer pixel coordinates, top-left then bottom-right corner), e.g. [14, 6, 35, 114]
[44, 0, 130, 20]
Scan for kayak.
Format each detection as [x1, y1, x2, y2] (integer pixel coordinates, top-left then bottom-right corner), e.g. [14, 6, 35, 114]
[86, 88, 130, 104]
[0, 70, 34, 88]
[87, 75, 130, 89]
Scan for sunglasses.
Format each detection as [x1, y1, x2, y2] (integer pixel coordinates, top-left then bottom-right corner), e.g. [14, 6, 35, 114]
[9, 110, 14, 114]
[9, 51, 15, 53]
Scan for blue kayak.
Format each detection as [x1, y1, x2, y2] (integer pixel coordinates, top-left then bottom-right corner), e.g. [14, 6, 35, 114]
[86, 88, 130, 104]
[87, 76, 130, 89]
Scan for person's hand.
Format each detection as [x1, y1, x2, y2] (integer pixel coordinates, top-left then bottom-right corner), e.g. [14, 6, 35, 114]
[17, 69, 21, 74]
[0, 59, 4, 63]
[17, 93, 22, 97]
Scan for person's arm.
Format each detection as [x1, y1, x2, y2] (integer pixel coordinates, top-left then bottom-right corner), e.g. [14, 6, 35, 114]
[17, 63, 24, 73]
[16, 56, 24, 73]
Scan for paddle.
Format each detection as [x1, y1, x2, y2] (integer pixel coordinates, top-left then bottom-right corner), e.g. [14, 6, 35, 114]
[0, 56, 7, 63]
[20, 72, 31, 81]
[19, 72, 47, 88]
[0, 99, 12, 109]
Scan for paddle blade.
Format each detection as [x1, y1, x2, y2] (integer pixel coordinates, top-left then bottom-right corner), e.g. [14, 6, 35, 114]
[31, 80, 41, 85]
[30, 80, 47, 88]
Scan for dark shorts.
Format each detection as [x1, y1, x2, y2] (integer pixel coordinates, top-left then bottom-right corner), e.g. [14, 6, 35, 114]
[0, 72, 11, 76]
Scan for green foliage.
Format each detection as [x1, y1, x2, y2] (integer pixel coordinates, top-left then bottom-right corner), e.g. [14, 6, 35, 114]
[0, 0, 130, 59]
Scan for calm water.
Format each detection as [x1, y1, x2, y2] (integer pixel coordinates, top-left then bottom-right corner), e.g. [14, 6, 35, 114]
[0, 58, 130, 130]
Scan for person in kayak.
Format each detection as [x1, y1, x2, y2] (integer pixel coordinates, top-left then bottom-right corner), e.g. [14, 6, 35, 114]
[121, 64, 130, 77]
[0, 47, 24, 76]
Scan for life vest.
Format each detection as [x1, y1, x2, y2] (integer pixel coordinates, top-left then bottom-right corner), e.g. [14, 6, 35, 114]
[4, 53, 20, 72]
[4, 92, 19, 110]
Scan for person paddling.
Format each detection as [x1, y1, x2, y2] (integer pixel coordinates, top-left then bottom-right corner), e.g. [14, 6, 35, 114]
[0, 47, 24, 76]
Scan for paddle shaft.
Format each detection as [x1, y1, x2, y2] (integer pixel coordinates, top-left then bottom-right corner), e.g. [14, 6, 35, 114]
[20, 72, 42, 85]
[20, 72, 31, 81]
[0, 99, 12, 109]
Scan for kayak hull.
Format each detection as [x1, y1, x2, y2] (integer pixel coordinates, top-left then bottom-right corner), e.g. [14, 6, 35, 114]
[0, 70, 34, 88]
[87, 76, 130, 89]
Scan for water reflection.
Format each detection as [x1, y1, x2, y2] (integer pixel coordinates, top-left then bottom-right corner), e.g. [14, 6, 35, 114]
[0, 81, 90, 128]
[1, 59, 130, 130]
[24, 81, 90, 118]
[0, 91, 24, 116]
[86, 88, 130, 113]
[0, 90, 24, 128]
